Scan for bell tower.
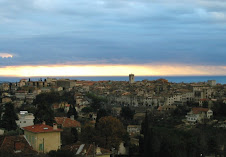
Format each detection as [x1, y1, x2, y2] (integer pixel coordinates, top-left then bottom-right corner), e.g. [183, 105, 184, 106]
[129, 74, 135, 84]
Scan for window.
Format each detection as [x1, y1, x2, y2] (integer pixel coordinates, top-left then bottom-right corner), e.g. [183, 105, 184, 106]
[28, 135, 30, 142]
[24, 121, 26, 123]
[32, 136, 35, 144]
[39, 144, 43, 151]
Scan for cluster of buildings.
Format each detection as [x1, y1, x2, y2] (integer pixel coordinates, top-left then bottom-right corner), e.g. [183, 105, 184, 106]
[0, 75, 225, 155]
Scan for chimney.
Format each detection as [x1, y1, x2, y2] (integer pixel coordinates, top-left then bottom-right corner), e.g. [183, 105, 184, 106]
[53, 123, 57, 130]
[42, 121, 46, 125]
[70, 115, 74, 120]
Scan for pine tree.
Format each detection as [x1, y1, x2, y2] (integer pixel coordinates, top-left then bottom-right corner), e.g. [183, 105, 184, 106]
[34, 102, 55, 125]
[1, 103, 18, 131]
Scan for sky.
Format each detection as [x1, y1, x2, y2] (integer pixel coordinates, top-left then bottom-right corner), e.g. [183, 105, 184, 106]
[0, 0, 226, 76]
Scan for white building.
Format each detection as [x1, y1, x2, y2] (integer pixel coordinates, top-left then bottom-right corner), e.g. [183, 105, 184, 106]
[127, 125, 141, 135]
[16, 111, 34, 128]
[186, 108, 213, 123]
[165, 94, 182, 106]
[207, 80, 216, 86]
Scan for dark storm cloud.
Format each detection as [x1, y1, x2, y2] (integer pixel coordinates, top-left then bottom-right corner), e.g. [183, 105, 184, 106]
[0, 0, 226, 66]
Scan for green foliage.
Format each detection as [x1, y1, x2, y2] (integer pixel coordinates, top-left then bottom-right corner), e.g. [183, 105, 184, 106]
[61, 92, 76, 105]
[80, 123, 97, 144]
[17, 104, 36, 114]
[172, 105, 189, 117]
[187, 101, 199, 107]
[61, 128, 78, 145]
[202, 101, 209, 108]
[54, 108, 66, 117]
[1, 103, 18, 131]
[4, 128, 23, 136]
[71, 127, 78, 143]
[129, 144, 140, 156]
[33, 91, 76, 106]
[33, 92, 61, 105]
[81, 107, 94, 114]
[81, 116, 127, 150]
[86, 93, 107, 111]
[212, 100, 226, 117]
[139, 112, 226, 157]
[48, 149, 75, 157]
[67, 105, 78, 119]
[0, 151, 17, 157]
[120, 106, 135, 121]
[96, 108, 108, 123]
[0, 105, 3, 126]
[96, 116, 126, 149]
[34, 102, 55, 125]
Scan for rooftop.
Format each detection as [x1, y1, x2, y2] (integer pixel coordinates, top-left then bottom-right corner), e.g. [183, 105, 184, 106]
[23, 124, 62, 133]
[55, 117, 81, 128]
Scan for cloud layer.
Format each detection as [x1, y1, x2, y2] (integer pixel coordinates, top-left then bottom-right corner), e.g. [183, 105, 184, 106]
[0, 0, 226, 74]
[0, 64, 226, 77]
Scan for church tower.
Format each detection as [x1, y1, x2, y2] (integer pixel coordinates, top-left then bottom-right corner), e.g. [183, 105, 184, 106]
[129, 74, 135, 84]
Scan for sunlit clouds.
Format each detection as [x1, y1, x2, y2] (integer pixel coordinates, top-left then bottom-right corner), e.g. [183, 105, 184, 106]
[0, 64, 225, 77]
[0, 53, 13, 58]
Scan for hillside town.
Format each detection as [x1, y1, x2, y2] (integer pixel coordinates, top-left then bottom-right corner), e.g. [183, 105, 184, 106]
[0, 75, 225, 157]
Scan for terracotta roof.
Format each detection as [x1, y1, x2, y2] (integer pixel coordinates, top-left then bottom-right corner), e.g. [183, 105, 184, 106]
[200, 99, 209, 101]
[23, 124, 62, 133]
[55, 117, 81, 128]
[157, 106, 163, 111]
[0, 135, 37, 155]
[122, 92, 131, 96]
[192, 107, 209, 114]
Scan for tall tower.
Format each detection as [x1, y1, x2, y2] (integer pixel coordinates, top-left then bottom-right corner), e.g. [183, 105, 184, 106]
[129, 74, 135, 84]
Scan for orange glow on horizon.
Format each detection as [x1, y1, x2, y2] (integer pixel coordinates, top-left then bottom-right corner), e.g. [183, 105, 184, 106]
[0, 64, 226, 77]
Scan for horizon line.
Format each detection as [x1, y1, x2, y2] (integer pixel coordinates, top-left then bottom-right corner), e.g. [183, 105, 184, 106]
[1, 75, 226, 78]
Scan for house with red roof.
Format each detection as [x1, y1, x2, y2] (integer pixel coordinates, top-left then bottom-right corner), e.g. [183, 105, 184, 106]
[186, 107, 213, 123]
[55, 116, 81, 132]
[22, 122, 62, 153]
[0, 135, 37, 156]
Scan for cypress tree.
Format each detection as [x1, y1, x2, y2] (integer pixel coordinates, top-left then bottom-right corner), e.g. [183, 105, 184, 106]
[67, 104, 78, 119]
[1, 103, 18, 131]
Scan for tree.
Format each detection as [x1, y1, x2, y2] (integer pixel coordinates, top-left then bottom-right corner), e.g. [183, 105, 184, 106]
[61, 91, 76, 105]
[212, 100, 226, 118]
[86, 93, 107, 111]
[1, 103, 18, 131]
[96, 116, 126, 149]
[0, 105, 3, 126]
[34, 102, 55, 125]
[202, 101, 209, 108]
[140, 112, 151, 157]
[61, 127, 78, 145]
[67, 105, 78, 119]
[81, 107, 94, 114]
[33, 92, 60, 105]
[120, 106, 135, 121]
[96, 108, 108, 123]
[33, 92, 63, 125]
[172, 105, 189, 117]
[80, 122, 97, 144]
